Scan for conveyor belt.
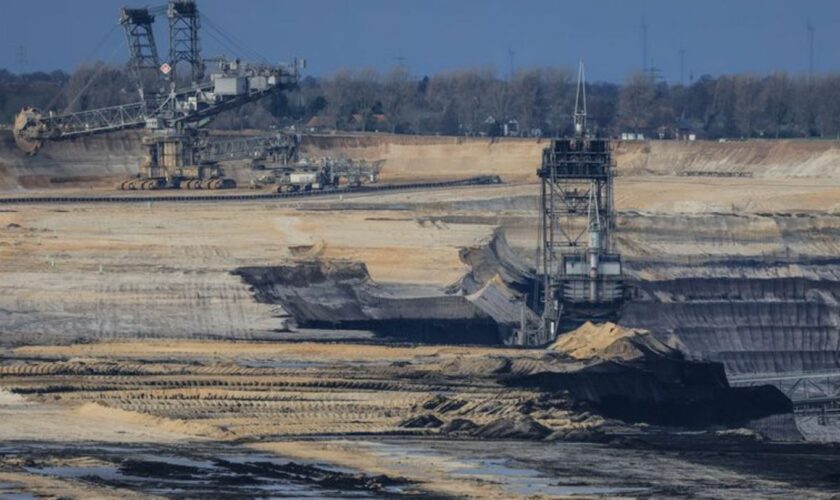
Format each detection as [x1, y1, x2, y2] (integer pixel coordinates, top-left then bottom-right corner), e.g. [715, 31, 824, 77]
[0, 175, 502, 204]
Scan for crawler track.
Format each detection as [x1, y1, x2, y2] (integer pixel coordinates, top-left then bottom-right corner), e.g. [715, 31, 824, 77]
[0, 175, 502, 205]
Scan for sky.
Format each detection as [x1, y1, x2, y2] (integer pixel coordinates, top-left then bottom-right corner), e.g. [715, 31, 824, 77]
[1, 0, 839, 83]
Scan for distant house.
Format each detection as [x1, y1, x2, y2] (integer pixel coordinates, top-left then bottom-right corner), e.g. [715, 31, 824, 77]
[650, 120, 700, 140]
[348, 113, 390, 132]
[620, 132, 645, 141]
[484, 116, 521, 137]
[305, 115, 337, 132]
[371, 114, 389, 131]
[674, 119, 698, 140]
[503, 119, 520, 137]
[656, 125, 672, 140]
[622, 121, 698, 141]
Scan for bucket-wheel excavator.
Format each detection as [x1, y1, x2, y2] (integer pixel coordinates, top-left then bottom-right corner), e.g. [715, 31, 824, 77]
[12, 0, 302, 190]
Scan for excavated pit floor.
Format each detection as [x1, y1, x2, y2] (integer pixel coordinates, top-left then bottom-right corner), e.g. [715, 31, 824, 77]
[3, 135, 840, 496]
[0, 339, 837, 498]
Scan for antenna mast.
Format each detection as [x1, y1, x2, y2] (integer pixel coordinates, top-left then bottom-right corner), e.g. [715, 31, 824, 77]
[641, 18, 648, 73]
[574, 60, 587, 137]
[807, 20, 815, 85]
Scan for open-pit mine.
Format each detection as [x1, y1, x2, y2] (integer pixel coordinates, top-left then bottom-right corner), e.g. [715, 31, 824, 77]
[2, 127, 840, 497]
[1, 1, 840, 498]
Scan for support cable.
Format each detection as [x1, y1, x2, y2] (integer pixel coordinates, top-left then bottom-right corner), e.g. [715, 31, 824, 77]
[46, 23, 121, 111]
[62, 41, 125, 114]
[203, 14, 269, 63]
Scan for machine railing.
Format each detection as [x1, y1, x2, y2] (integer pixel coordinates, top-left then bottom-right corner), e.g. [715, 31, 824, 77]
[35, 102, 149, 139]
[198, 134, 298, 163]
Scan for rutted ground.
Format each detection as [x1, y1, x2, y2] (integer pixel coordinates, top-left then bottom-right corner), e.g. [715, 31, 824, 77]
[0, 341, 606, 441]
[2, 135, 840, 496]
[1, 337, 838, 498]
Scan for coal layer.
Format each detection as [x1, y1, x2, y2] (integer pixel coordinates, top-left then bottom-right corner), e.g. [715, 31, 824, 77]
[234, 262, 507, 344]
[506, 357, 792, 427]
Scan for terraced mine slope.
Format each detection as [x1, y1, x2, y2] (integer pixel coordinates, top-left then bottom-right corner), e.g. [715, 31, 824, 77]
[2, 133, 840, 495]
[6, 129, 840, 189]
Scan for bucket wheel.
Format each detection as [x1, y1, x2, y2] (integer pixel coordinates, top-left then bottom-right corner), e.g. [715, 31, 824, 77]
[13, 107, 45, 155]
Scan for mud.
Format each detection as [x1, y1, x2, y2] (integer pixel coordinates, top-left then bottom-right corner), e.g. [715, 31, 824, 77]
[1, 442, 412, 498]
[3, 436, 839, 498]
[2, 338, 838, 497]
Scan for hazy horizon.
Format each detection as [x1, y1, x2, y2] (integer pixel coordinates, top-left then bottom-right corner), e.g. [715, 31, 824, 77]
[1, 0, 837, 83]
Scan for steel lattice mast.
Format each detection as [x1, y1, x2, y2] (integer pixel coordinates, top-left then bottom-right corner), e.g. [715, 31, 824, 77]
[534, 61, 623, 345]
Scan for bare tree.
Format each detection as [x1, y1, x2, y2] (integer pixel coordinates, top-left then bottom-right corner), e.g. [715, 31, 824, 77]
[487, 74, 512, 129]
[11, 59, 840, 140]
[734, 75, 761, 137]
[540, 68, 574, 136]
[618, 72, 655, 132]
[351, 68, 381, 131]
[815, 75, 840, 138]
[761, 72, 793, 138]
[63, 62, 133, 113]
[510, 69, 545, 133]
[321, 69, 354, 125]
[452, 68, 495, 134]
[382, 66, 412, 133]
[792, 74, 818, 137]
[707, 76, 737, 136]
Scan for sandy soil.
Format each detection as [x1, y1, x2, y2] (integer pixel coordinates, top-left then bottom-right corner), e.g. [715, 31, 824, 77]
[0, 388, 203, 443]
[3, 175, 840, 345]
[0, 338, 590, 497]
[1, 339, 559, 440]
[1, 339, 838, 498]
[14, 339, 523, 361]
[2, 136, 840, 496]
[549, 321, 677, 361]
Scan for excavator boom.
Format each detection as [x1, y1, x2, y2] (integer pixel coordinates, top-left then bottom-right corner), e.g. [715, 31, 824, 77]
[13, 0, 302, 191]
[13, 0, 300, 157]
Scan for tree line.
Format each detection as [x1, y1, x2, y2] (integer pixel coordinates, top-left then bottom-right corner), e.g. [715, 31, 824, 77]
[3, 64, 840, 139]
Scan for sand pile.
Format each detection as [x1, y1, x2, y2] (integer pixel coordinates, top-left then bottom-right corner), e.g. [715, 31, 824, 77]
[549, 321, 680, 362]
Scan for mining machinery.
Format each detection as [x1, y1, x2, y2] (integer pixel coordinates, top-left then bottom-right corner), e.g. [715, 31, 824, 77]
[529, 62, 625, 345]
[12, 0, 302, 190]
[251, 157, 383, 192]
